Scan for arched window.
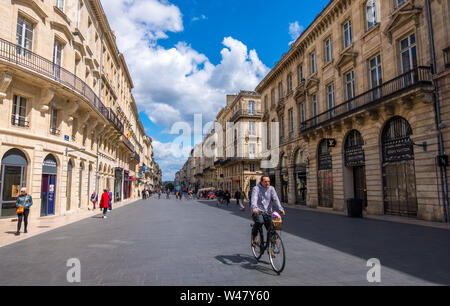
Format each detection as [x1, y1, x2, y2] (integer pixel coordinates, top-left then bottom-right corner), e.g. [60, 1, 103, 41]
[366, 0, 378, 30]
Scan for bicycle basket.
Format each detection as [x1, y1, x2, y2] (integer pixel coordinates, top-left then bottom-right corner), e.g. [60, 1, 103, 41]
[272, 218, 283, 230]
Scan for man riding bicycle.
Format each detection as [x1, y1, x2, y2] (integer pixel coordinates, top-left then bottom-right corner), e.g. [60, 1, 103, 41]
[251, 176, 285, 244]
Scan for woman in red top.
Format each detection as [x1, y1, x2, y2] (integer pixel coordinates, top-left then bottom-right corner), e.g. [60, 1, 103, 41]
[99, 189, 111, 219]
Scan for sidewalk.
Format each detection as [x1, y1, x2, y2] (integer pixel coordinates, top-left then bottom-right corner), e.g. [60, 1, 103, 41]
[0, 198, 139, 248]
[282, 202, 450, 231]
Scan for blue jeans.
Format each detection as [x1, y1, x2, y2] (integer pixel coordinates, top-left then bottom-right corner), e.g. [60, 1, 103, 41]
[252, 212, 272, 238]
[103, 208, 108, 215]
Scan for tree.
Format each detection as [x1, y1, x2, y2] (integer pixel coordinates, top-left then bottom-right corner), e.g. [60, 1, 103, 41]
[165, 183, 174, 191]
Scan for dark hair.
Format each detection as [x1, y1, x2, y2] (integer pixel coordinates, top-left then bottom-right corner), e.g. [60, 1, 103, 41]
[261, 175, 270, 182]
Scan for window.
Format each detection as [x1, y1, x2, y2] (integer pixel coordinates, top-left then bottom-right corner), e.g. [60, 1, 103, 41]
[248, 101, 255, 115]
[396, 0, 407, 8]
[298, 65, 304, 84]
[53, 40, 63, 78]
[345, 71, 355, 110]
[400, 34, 417, 77]
[312, 94, 318, 125]
[366, 0, 378, 30]
[264, 96, 268, 112]
[288, 108, 294, 138]
[271, 89, 275, 107]
[50, 108, 59, 135]
[250, 164, 255, 172]
[76, 0, 83, 28]
[325, 37, 333, 63]
[249, 144, 256, 159]
[249, 122, 256, 136]
[300, 103, 306, 125]
[287, 73, 293, 94]
[12, 95, 28, 127]
[56, 0, 65, 12]
[327, 84, 335, 118]
[16, 16, 33, 56]
[279, 115, 285, 142]
[278, 82, 284, 100]
[311, 52, 317, 74]
[343, 20, 352, 48]
[370, 55, 382, 100]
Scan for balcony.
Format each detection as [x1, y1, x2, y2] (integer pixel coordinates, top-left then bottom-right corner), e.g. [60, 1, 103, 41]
[300, 67, 432, 133]
[132, 152, 140, 163]
[49, 127, 60, 136]
[108, 108, 124, 134]
[122, 135, 135, 153]
[11, 115, 29, 128]
[230, 110, 262, 122]
[0, 38, 109, 120]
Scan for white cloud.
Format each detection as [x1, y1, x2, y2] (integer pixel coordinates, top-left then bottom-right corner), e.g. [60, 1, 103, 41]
[288, 21, 304, 45]
[101, 0, 270, 180]
[192, 14, 207, 22]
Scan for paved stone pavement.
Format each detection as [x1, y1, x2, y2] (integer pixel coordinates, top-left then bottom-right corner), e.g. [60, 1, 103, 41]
[0, 197, 449, 286]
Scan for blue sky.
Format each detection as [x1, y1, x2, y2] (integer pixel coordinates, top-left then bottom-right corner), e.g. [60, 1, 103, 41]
[102, 0, 330, 180]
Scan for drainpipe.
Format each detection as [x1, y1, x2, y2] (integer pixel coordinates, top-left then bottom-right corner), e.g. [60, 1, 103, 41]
[425, 0, 449, 222]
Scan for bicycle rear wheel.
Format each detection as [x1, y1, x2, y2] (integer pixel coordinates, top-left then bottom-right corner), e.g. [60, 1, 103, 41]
[251, 228, 264, 261]
[268, 231, 285, 274]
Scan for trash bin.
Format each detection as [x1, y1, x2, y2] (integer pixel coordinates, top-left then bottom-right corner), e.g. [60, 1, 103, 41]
[347, 199, 363, 218]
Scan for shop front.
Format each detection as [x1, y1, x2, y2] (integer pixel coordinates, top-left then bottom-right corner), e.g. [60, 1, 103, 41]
[41, 154, 57, 216]
[1, 149, 28, 218]
[317, 139, 333, 208]
[123, 170, 130, 200]
[294, 149, 307, 205]
[114, 167, 123, 202]
[382, 117, 418, 217]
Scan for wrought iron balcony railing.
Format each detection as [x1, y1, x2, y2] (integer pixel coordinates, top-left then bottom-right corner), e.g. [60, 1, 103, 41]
[122, 135, 135, 153]
[0, 38, 109, 120]
[49, 127, 60, 136]
[230, 109, 262, 122]
[300, 66, 432, 132]
[11, 115, 29, 128]
[108, 108, 124, 134]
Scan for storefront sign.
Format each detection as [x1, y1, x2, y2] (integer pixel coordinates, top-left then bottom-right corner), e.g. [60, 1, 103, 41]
[318, 155, 332, 170]
[327, 139, 337, 148]
[345, 147, 365, 167]
[383, 139, 414, 163]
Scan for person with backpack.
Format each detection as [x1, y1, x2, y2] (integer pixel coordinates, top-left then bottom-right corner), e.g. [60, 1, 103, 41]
[90, 191, 98, 210]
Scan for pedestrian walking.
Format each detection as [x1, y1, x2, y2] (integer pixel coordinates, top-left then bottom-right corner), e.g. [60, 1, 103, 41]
[108, 189, 113, 211]
[235, 190, 241, 207]
[99, 189, 111, 219]
[224, 190, 231, 208]
[90, 191, 98, 210]
[15, 188, 32, 236]
[240, 189, 245, 211]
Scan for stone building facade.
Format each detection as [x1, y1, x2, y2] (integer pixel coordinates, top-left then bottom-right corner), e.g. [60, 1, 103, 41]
[0, 0, 159, 220]
[256, 0, 450, 222]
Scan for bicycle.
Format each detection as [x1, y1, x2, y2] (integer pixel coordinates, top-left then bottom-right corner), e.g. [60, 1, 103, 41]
[251, 212, 286, 274]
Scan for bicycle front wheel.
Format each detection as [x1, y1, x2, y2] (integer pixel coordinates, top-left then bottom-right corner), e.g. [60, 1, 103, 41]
[251, 228, 264, 261]
[268, 231, 285, 274]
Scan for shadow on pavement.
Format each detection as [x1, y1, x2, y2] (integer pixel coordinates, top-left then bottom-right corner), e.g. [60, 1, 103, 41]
[215, 254, 277, 276]
[197, 200, 450, 285]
